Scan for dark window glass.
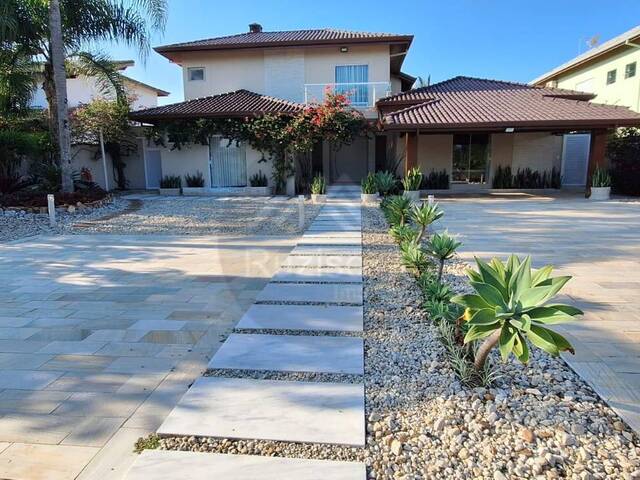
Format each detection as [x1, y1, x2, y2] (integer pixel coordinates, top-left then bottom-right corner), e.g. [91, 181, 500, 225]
[606, 69, 617, 85]
[452, 134, 490, 183]
[625, 62, 636, 79]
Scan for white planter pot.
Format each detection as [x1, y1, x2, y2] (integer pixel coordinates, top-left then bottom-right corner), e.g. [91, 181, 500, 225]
[182, 187, 206, 196]
[590, 186, 611, 201]
[311, 194, 326, 204]
[159, 188, 181, 196]
[403, 190, 421, 202]
[361, 193, 379, 204]
[246, 186, 272, 196]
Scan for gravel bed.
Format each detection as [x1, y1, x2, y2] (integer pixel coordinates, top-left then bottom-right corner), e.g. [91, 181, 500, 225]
[233, 328, 360, 337]
[150, 204, 639, 480]
[203, 368, 362, 383]
[66, 196, 321, 235]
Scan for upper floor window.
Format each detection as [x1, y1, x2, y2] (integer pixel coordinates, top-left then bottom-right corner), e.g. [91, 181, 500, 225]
[335, 65, 369, 106]
[625, 62, 636, 79]
[188, 67, 205, 81]
[606, 69, 617, 85]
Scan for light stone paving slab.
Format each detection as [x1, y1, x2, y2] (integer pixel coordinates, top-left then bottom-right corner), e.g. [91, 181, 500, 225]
[0, 370, 63, 390]
[298, 236, 361, 246]
[307, 225, 361, 233]
[236, 304, 363, 332]
[125, 450, 366, 480]
[0, 442, 99, 480]
[290, 245, 362, 256]
[301, 231, 362, 239]
[209, 333, 363, 374]
[128, 320, 186, 331]
[256, 283, 363, 305]
[282, 255, 362, 268]
[157, 377, 365, 446]
[272, 267, 362, 283]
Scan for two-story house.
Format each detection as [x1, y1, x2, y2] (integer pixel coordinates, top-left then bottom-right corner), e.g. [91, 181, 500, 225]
[532, 25, 640, 112]
[131, 24, 640, 193]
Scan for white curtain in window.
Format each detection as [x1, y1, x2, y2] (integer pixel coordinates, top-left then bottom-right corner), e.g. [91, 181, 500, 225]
[335, 65, 369, 105]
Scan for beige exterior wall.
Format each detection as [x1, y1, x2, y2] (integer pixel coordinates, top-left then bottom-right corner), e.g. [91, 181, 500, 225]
[550, 47, 640, 112]
[510, 132, 563, 173]
[417, 134, 453, 174]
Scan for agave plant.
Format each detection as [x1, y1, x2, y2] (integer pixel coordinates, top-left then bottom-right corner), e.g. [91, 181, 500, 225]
[383, 195, 412, 227]
[426, 231, 462, 282]
[399, 240, 430, 274]
[402, 167, 422, 191]
[375, 171, 396, 197]
[361, 172, 378, 195]
[389, 224, 418, 244]
[410, 202, 444, 243]
[451, 255, 583, 371]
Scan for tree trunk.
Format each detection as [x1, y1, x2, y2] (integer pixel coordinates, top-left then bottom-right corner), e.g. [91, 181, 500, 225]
[474, 330, 501, 371]
[106, 143, 126, 190]
[48, 0, 73, 193]
[42, 62, 59, 163]
[437, 259, 445, 283]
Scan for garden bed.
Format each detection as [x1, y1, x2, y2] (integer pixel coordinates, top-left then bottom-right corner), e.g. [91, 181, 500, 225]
[0, 189, 110, 213]
[137, 204, 639, 479]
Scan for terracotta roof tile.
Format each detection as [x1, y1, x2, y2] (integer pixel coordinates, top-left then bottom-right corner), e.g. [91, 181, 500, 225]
[380, 76, 640, 130]
[129, 89, 303, 121]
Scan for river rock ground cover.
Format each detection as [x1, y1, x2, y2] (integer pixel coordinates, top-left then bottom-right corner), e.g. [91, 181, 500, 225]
[142, 204, 640, 480]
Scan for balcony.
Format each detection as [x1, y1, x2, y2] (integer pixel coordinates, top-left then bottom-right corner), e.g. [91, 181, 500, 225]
[303, 82, 392, 110]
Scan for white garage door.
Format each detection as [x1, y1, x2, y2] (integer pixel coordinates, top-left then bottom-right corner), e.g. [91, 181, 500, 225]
[561, 134, 591, 186]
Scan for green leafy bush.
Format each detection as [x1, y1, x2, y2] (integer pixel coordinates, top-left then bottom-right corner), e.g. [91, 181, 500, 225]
[382, 195, 411, 227]
[451, 255, 583, 370]
[420, 169, 449, 190]
[410, 202, 444, 243]
[399, 240, 431, 274]
[249, 170, 268, 187]
[426, 230, 462, 282]
[591, 167, 611, 188]
[184, 171, 204, 187]
[310, 174, 326, 194]
[375, 171, 396, 197]
[402, 167, 422, 191]
[607, 128, 640, 195]
[361, 172, 378, 194]
[493, 166, 561, 189]
[389, 224, 418, 244]
[160, 175, 181, 188]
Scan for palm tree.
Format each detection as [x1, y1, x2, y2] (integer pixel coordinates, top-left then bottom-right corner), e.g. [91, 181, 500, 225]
[7, 0, 167, 189]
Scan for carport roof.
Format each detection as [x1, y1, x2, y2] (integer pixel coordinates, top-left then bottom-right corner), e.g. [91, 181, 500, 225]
[379, 76, 640, 131]
[129, 89, 303, 122]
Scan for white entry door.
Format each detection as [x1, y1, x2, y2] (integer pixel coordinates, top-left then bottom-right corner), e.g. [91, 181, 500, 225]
[210, 137, 247, 187]
[561, 134, 591, 186]
[144, 149, 162, 189]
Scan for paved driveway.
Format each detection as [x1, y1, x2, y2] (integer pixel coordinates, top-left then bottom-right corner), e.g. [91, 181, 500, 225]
[0, 234, 294, 479]
[438, 194, 640, 432]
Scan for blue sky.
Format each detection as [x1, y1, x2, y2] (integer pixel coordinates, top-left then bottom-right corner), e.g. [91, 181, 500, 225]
[107, 0, 640, 105]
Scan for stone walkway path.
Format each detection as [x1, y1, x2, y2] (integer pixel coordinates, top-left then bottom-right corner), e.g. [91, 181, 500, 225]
[125, 189, 366, 477]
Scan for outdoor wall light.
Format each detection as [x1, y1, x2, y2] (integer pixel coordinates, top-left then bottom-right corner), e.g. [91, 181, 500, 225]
[340, 46, 348, 53]
[505, 127, 515, 133]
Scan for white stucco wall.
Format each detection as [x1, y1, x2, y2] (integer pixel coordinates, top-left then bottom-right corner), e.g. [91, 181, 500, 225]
[511, 132, 563, 173]
[264, 49, 305, 103]
[417, 134, 453, 174]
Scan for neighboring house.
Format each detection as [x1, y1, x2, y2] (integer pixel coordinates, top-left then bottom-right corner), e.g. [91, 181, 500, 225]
[532, 25, 640, 112]
[30, 61, 170, 191]
[131, 24, 640, 193]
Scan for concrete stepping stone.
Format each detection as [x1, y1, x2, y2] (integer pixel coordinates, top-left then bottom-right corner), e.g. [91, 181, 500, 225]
[282, 255, 362, 268]
[208, 333, 363, 374]
[291, 245, 362, 256]
[235, 304, 363, 332]
[272, 267, 362, 283]
[298, 236, 361, 246]
[125, 450, 366, 480]
[307, 225, 361, 233]
[157, 377, 365, 446]
[256, 283, 362, 304]
[301, 231, 362, 239]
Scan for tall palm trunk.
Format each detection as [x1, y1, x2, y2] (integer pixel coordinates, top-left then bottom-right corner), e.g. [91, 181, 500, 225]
[48, 0, 73, 192]
[42, 62, 59, 162]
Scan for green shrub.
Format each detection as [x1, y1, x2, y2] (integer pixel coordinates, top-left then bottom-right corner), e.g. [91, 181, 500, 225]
[426, 230, 462, 282]
[591, 167, 611, 188]
[361, 172, 378, 194]
[493, 166, 562, 189]
[607, 128, 640, 195]
[184, 171, 205, 187]
[420, 169, 449, 189]
[402, 167, 422, 191]
[451, 255, 583, 371]
[399, 240, 431, 274]
[389, 224, 418, 244]
[160, 175, 181, 188]
[382, 195, 412, 227]
[249, 170, 268, 187]
[375, 171, 396, 196]
[410, 202, 444, 243]
[310, 174, 326, 194]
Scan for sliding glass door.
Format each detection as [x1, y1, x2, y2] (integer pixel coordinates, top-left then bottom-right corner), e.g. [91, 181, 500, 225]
[452, 134, 490, 184]
[335, 65, 369, 106]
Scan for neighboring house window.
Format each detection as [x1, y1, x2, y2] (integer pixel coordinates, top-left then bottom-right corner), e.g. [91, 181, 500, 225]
[606, 69, 617, 85]
[625, 62, 637, 79]
[335, 65, 369, 106]
[188, 67, 205, 81]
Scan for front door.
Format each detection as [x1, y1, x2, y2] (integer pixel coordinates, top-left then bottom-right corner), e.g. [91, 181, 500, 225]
[210, 137, 247, 187]
[561, 133, 590, 186]
[144, 149, 162, 189]
[331, 137, 368, 184]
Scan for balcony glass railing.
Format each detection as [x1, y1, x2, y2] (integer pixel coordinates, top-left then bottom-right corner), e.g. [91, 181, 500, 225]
[303, 82, 391, 108]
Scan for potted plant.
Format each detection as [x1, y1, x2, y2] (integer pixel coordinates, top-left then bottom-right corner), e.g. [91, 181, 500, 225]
[590, 167, 612, 200]
[361, 172, 379, 203]
[159, 175, 181, 195]
[402, 167, 422, 202]
[182, 171, 206, 196]
[310, 174, 326, 203]
[375, 171, 396, 197]
[247, 170, 271, 196]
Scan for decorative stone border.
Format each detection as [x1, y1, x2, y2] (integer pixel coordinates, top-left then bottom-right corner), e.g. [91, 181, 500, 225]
[1, 194, 113, 215]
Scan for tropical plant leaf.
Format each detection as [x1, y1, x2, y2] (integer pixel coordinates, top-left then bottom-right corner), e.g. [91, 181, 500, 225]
[476, 258, 508, 299]
[526, 306, 579, 325]
[526, 324, 562, 356]
[535, 276, 572, 302]
[470, 281, 507, 309]
[464, 322, 500, 343]
[450, 293, 491, 310]
[531, 265, 553, 286]
[499, 325, 517, 362]
[468, 308, 498, 325]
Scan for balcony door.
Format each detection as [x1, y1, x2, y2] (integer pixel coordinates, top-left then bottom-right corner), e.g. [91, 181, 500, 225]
[335, 65, 369, 106]
[210, 137, 247, 187]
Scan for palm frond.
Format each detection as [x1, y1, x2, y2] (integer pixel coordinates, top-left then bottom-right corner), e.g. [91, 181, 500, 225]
[69, 51, 127, 103]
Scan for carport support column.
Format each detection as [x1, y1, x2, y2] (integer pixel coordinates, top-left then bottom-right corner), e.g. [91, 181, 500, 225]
[404, 131, 418, 175]
[586, 128, 609, 196]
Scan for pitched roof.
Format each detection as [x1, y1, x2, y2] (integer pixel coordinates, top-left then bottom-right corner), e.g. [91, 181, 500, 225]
[155, 28, 413, 53]
[121, 75, 170, 97]
[380, 76, 640, 130]
[129, 89, 303, 122]
[531, 25, 640, 85]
